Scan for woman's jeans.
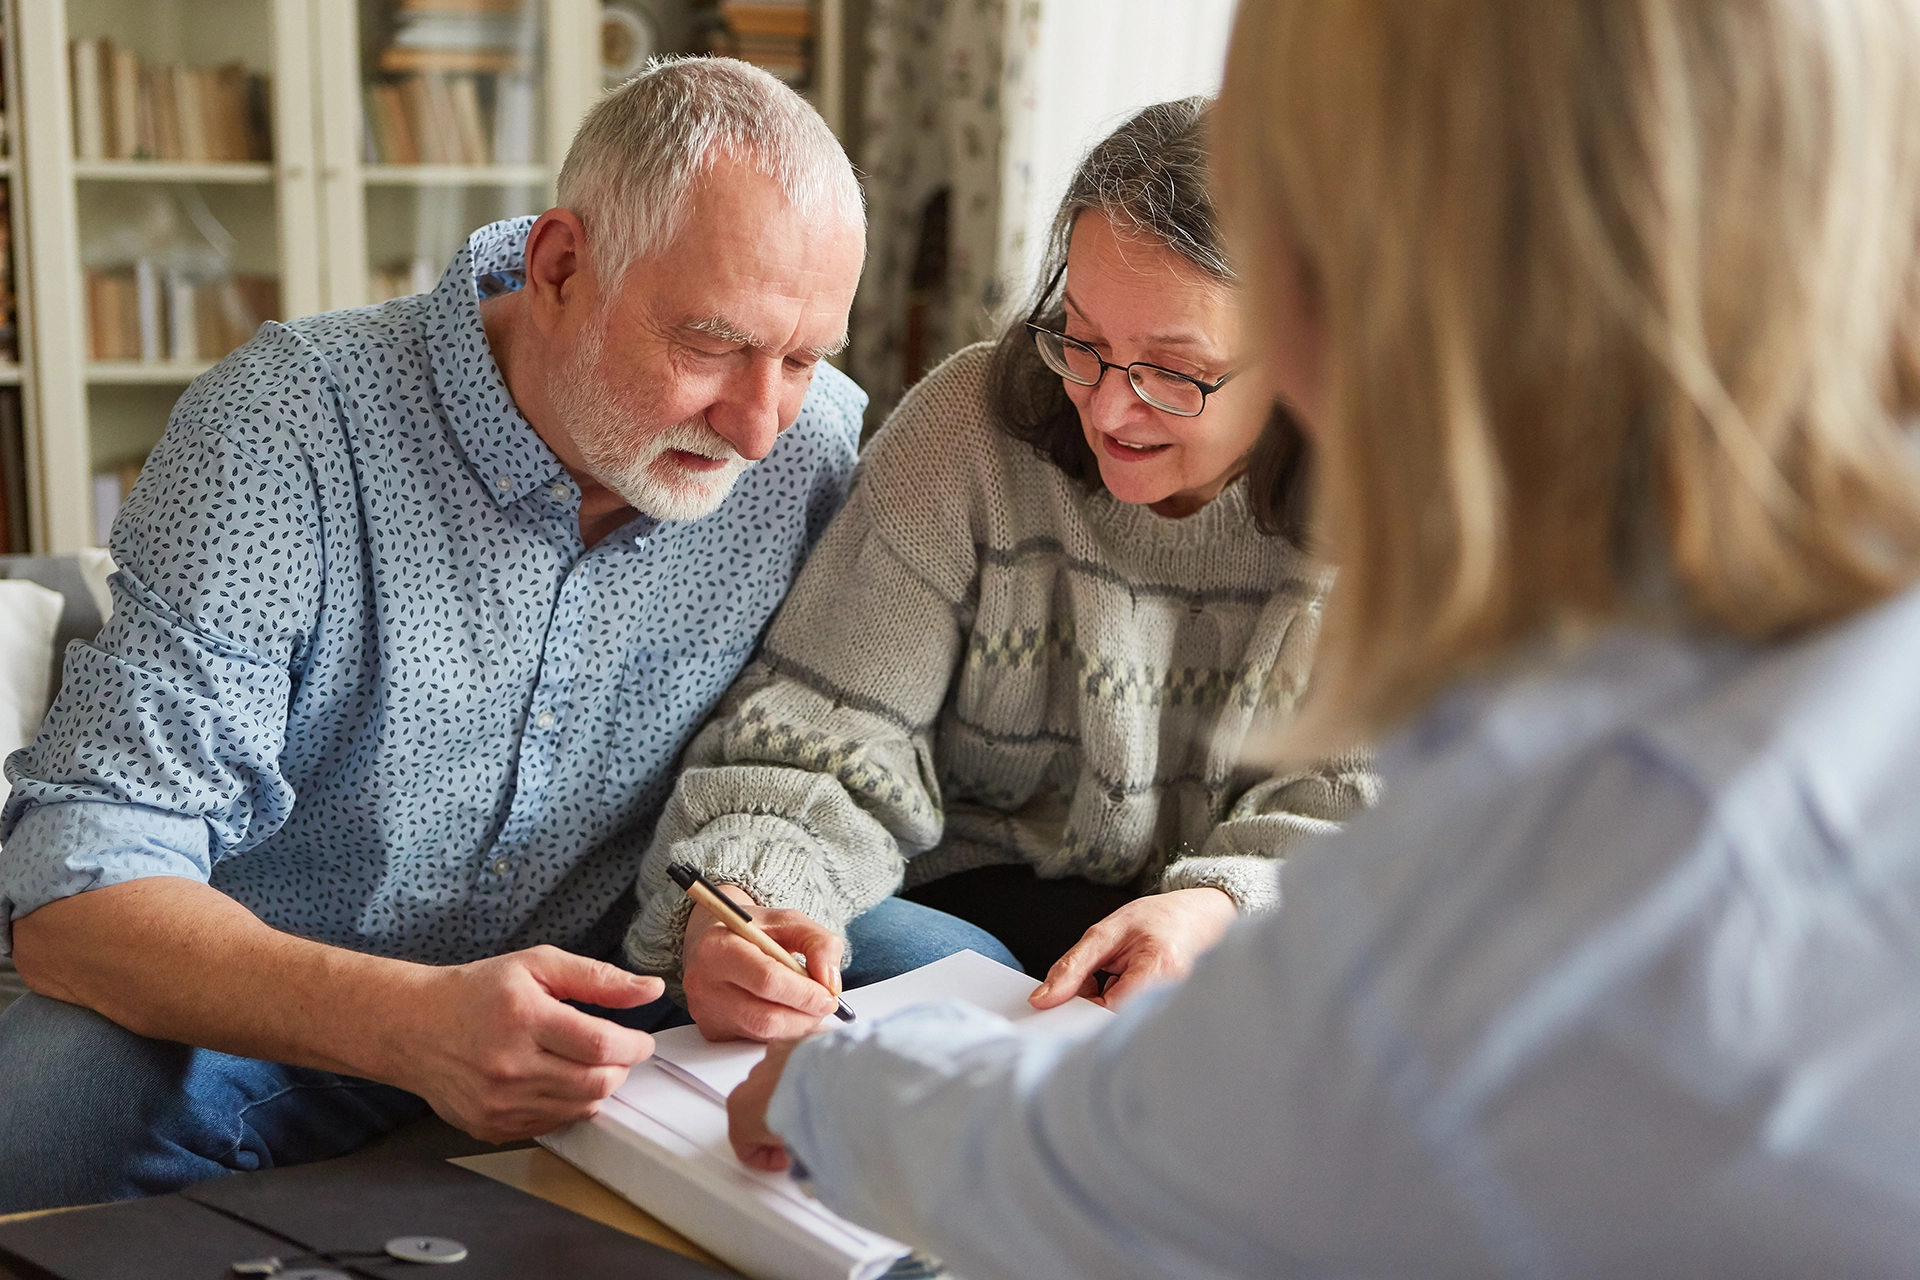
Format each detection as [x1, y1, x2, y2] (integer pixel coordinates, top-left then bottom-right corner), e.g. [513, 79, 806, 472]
[0, 897, 1016, 1212]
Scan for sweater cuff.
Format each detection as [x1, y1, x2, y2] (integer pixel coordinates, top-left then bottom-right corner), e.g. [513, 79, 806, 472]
[1158, 854, 1282, 916]
[624, 812, 877, 994]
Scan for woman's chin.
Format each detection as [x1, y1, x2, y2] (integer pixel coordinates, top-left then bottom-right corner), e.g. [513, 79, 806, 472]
[1096, 460, 1175, 508]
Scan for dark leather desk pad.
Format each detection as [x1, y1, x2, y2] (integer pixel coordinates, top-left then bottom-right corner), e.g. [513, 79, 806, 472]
[0, 1156, 724, 1279]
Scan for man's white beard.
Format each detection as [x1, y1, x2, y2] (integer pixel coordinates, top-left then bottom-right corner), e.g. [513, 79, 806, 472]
[552, 320, 754, 522]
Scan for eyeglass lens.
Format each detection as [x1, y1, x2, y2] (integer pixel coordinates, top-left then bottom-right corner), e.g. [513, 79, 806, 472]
[1031, 329, 1206, 416]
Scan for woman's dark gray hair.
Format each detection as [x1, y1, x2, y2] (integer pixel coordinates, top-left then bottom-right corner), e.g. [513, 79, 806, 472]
[984, 96, 1309, 541]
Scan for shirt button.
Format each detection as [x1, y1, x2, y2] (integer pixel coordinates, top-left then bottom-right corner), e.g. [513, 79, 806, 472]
[535, 709, 556, 730]
[491, 857, 512, 876]
[548, 482, 570, 503]
[495, 474, 513, 492]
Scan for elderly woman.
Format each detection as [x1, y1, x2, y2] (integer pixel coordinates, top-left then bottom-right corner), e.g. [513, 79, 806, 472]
[724, 1, 1920, 1277]
[627, 98, 1373, 1041]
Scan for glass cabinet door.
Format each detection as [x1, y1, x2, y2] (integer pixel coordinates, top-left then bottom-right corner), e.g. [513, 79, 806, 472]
[46, 0, 316, 545]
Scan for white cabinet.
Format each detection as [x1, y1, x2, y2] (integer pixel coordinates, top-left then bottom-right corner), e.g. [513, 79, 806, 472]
[11, 0, 598, 553]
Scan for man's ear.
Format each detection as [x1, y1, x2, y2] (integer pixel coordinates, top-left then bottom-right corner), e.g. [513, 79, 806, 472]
[522, 208, 594, 335]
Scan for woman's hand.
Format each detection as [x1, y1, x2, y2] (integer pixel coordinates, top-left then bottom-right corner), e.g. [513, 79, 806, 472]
[728, 1037, 804, 1171]
[1029, 887, 1239, 1010]
[682, 886, 843, 1043]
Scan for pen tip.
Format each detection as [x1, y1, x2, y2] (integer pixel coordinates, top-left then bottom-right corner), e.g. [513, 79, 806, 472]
[835, 1001, 856, 1022]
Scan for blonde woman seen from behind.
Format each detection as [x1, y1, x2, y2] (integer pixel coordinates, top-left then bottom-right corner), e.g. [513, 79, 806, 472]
[724, 3, 1920, 1278]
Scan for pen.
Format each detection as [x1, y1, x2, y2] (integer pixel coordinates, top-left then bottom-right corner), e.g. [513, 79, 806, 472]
[666, 862, 856, 1023]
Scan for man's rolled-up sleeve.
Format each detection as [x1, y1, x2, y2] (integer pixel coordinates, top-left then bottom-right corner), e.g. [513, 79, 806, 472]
[0, 339, 326, 953]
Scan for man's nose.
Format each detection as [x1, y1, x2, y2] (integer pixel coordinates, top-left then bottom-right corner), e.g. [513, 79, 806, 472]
[710, 356, 785, 461]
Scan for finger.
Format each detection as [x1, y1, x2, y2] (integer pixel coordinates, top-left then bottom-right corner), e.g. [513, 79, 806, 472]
[795, 933, 845, 1000]
[755, 916, 846, 998]
[1092, 952, 1175, 1009]
[734, 1134, 791, 1171]
[702, 987, 833, 1043]
[537, 1060, 633, 1104]
[1031, 926, 1125, 1008]
[529, 947, 666, 1010]
[727, 1077, 789, 1169]
[715, 936, 837, 1016]
[532, 1003, 658, 1066]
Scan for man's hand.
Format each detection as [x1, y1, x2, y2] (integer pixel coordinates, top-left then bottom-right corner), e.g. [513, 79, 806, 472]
[728, 1037, 804, 1171]
[1029, 887, 1239, 1011]
[682, 885, 842, 1042]
[12, 880, 663, 1146]
[400, 946, 664, 1143]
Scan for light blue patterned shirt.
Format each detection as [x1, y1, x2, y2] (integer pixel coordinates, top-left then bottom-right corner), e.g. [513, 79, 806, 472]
[770, 583, 1920, 1279]
[0, 217, 865, 964]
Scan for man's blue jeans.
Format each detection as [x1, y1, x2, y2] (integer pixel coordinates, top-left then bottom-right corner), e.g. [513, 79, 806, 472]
[0, 898, 1016, 1212]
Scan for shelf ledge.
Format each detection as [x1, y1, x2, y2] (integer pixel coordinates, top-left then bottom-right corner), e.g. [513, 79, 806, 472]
[73, 160, 275, 184]
[361, 163, 548, 187]
[87, 360, 217, 385]
[0, 362, 21, 385]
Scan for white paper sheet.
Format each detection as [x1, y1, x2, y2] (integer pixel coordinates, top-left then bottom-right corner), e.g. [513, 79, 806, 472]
[544, 949, 1114, 1280]
[652, 948, 1114, 1102]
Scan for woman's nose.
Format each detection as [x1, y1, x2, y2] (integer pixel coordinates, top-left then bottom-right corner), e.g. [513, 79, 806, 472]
[1086, 367, 1152, 433]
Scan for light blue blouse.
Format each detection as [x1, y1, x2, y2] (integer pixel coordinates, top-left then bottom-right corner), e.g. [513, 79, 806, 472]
[770, 584, 1920, 1279]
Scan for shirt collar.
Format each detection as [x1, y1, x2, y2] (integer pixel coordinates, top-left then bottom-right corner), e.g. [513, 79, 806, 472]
[427, 216, 568, 510]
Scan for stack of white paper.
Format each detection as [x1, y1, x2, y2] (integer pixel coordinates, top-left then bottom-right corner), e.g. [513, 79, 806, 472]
[541, 950, 1113, 1280]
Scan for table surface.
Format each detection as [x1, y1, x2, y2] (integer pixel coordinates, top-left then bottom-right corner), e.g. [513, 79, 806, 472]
[452, 1147, 736, 1273]
[0, 1150, 740, 1276]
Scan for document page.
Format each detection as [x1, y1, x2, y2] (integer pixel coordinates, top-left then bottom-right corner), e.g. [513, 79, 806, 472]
[651, 948, 1113, 1102]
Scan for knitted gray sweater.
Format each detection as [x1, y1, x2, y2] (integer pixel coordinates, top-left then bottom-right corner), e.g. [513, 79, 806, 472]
[626, 345, 1377, 978]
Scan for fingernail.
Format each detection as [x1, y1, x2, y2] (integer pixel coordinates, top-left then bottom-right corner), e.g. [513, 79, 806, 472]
[828, 966, 842, 997]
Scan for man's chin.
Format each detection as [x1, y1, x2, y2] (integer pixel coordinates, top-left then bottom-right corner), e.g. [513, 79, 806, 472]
[618, 461, 749, 522]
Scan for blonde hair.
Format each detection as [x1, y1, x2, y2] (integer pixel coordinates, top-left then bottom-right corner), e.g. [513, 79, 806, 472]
[1217, 0, 1920, 748]
[558, 57, 863, 283]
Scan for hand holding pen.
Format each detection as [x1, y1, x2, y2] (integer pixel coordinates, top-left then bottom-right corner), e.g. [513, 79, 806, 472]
[671, 864, 856, 1040]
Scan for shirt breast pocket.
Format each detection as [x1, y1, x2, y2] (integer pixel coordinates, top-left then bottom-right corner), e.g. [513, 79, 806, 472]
[599, 637, 759, 814]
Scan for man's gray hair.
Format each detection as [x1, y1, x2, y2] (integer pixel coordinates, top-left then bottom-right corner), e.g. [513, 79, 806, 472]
[558, 57, 864, 284]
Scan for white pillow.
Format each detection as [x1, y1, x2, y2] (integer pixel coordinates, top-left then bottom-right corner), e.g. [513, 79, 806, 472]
[0, 579, 66, 817]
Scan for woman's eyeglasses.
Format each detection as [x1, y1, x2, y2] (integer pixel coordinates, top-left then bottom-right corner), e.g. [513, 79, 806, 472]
[1024, 263, 1236, 418]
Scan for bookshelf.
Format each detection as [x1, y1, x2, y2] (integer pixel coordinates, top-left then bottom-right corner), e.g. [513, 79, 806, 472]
[0, 4, 32, 555]
[0, 0, 853, 552]
[3, 0, 596, 553]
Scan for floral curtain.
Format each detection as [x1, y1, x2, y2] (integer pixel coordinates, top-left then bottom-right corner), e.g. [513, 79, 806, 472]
[850, 0, 1042, 425]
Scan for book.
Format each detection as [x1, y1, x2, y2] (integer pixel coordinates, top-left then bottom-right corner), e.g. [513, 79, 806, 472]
[87, 268, 279, 363]
[70, 38, 106, 161]
[379, 46, 528, 75]
[134, 259, 162, 363]
[542, 950, 1114, 1280]
[0, 391, 26, 555]
[447, 75, 490, 165]
[110, 47, 140, 159]
[721, 2, 816, 39]
[65, 41, 271, 163]
[165, 270, 195, 364]
[492, 74, 537, 165]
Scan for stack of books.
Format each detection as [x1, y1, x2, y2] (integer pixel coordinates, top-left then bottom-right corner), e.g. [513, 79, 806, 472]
[0, 185, 16, 365]
[85, 263, 278, 365]
[0, 25, 10, 159]
[709, 1, 815, 87]
[68, 39, 272, 163]
[363, 0, 538, 166]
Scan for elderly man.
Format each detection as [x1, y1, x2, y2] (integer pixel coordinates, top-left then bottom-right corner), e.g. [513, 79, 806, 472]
[0, 59, 911, 1212]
